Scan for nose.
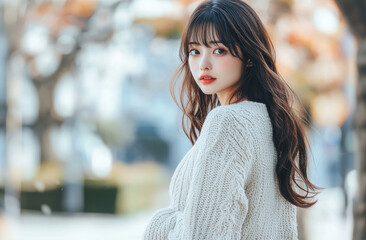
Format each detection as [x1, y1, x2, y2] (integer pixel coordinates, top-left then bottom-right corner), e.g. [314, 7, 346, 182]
[199, 53, 212, 71]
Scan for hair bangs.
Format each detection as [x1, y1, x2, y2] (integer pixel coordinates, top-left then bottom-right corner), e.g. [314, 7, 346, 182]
[184, 13, 241, 59]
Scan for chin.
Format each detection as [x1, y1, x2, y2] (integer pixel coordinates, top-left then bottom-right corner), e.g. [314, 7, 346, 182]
[200, 89, 217, 95]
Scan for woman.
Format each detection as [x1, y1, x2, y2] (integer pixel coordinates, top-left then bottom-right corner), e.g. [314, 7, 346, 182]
[144, 0, 319, 239]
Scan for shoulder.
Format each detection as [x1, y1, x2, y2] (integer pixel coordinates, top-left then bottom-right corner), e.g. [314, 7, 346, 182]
[203, 102, 263, 134]
[214, 101, 270, 132]
[204, 106, 237, 127]
[201, 105, 257, 146]
[202, 106, 242, 136]
[198, 104, 258, 164]
[204, 103, 251, 125]
[202, 101, 271, 148]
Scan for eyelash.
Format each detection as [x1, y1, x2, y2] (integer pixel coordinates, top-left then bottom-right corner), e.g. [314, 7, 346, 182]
[188, 48, 226, 56]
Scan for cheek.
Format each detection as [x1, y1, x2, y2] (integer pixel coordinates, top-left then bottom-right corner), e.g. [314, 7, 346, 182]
[188, 58, 199, 75]
[219, 58, 242, 76]
[220, 58, 234, 68]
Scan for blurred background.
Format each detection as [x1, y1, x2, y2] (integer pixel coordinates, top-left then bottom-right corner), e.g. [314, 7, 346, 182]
[0, 0, 358, 239]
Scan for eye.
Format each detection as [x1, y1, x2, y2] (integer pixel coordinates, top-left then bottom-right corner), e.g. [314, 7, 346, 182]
[214, 48, 226, 55]
[189, 49, 199, 56]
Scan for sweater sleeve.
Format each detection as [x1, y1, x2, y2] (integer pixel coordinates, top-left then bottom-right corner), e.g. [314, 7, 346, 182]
[167, 108, 255, 240]
[143, 207, 178, 239]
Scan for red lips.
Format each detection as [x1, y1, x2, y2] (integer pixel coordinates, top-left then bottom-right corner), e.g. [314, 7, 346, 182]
[200, 74, 216, 80]
[199, 74, 216, 84]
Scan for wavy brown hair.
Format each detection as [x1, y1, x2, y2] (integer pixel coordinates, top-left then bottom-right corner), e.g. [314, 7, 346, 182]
[170, 0, 320, 208]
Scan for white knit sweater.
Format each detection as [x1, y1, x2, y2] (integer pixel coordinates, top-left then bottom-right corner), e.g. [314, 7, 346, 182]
[143, 100, 298, 240]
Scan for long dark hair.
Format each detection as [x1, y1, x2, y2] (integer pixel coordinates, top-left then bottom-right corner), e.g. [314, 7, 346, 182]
[170, 0, 320, 208]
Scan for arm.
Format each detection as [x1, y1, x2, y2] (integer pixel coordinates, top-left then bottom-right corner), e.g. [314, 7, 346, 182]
[143, 207, 178, 240]
[168, 109, 255, 240]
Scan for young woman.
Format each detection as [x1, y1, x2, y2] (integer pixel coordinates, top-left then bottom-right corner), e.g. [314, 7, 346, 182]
[144, 0, 319, 239]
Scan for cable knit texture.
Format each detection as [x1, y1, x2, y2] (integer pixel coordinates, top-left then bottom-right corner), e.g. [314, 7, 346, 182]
[143, 100, 298, 240]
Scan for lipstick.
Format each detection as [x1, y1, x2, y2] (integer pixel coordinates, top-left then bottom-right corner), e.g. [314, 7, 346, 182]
[200, 74, 216, 84]
[200, 79, 216, 84]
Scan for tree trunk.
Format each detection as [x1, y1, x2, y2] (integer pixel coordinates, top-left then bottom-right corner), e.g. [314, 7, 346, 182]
[333, 1, 366, 239]
[354, 39, 366, 240]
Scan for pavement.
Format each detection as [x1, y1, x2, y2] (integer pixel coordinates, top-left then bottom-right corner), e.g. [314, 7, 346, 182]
[0, 187, 353, 240]
[2, 211, 153, 240]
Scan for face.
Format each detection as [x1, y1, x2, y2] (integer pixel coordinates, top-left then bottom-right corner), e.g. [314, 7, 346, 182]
[188, 38, 243, 105]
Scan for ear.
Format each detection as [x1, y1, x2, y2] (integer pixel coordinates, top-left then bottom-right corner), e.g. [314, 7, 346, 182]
[246, 59, 253, 67]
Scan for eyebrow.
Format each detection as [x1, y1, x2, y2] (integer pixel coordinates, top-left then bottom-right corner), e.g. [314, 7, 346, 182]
[188, 41, 223, 46]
